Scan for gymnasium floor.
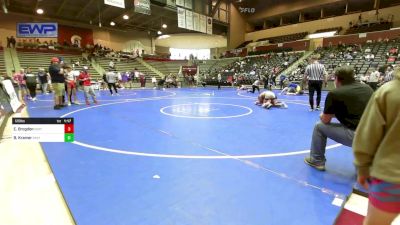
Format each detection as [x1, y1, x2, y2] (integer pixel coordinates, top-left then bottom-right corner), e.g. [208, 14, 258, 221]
[26, 87, 356, 225]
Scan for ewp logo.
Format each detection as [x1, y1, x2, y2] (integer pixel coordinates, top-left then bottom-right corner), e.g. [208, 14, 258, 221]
[17, 23, 58, 38]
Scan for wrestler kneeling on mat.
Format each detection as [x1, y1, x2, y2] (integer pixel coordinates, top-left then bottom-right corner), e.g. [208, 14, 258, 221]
[255, 91, 288, 109]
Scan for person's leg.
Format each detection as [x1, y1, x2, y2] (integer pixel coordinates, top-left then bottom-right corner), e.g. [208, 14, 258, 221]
[251, 85, 256, 93]
[108, 83, 113, 94]
[83, 86, 90, 104]
[42, 83, 48, 94]
[112, 83, 118, 93]
[364, 203, 399, 225]
[88, 86, 97, 103]
[256, 86, 260, 93]
[309, 122, 354, 165]
[31, 83, 36, 98]
[316, 81, 323, 109]
[67, 85, 72, 104]
[308, 81, 316, 110]
[364, 178, 400, 225]
[72, 87, 78, 103]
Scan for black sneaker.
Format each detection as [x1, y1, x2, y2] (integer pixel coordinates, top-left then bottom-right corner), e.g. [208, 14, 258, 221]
[316, 106, 321, 111]
[304, 157, 325, 171]
[54, 105, 61, 110]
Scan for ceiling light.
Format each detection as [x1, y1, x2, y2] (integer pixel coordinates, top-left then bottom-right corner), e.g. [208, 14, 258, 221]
[162, 24, 167, 29]
[36, 8, 44, 14]
[110, 21, 116, 26]
[157, 31, 162, 35]
[123, 15, 129, 20]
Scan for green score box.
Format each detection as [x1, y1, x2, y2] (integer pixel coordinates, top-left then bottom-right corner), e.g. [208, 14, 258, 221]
[64, 133, 74, 142]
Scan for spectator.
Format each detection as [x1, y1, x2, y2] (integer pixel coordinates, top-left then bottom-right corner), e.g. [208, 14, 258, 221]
[78, 66, 97, 105]
[13, 69, 28, 101]
[105, 68, 118, 96]
[37, 68, 48, 94]
[24, 67, 37, 101]
[304, 66, 373, 171]
[352, 67, 400, 225]
[368, 67, 380, 91]
[49, 57, 65, 110]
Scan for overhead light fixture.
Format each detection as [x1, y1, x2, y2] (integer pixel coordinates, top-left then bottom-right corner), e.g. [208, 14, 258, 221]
[123, 15, 129, 20]
[36, 8, 44, 14]
[162, 24, 167, 29]
[157, 31, 162, 35]
[110, 21, 116, 26]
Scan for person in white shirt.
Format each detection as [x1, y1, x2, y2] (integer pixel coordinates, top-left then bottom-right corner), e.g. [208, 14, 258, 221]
[368, 67, 380, 90]
[249, 79, 260, 93]
[105, 68, 119, 95]
[255, 91, 288, 109]
[151, 76, 157, 88]
[65, 65, 80, 105]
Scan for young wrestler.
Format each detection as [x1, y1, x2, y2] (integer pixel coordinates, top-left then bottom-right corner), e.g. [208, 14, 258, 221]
[280, 83, 304, 95]
[255, 91, 288, 109]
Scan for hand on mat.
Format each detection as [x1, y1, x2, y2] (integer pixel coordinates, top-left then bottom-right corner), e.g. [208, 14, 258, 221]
[357, 175, 370, 190]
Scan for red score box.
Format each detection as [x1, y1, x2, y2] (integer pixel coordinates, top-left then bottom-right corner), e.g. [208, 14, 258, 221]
[64, 124, 74, 133]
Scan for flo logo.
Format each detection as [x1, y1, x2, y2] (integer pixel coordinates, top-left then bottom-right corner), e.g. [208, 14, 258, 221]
[239, 7, 255, 13]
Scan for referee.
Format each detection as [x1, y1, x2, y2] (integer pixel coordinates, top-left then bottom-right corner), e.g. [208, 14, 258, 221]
[304, 55, 327, 111]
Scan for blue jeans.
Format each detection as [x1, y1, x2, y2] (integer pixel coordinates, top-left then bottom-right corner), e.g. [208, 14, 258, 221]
[310, 122, 355, 164]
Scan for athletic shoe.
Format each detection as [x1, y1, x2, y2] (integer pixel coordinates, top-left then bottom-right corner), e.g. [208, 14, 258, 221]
[67, 102, 71, 106]
[116, 93, 120, 96]
[304, 157, 325, 171]
[316, 106, 321, 111]
[32, 97, 37, 101]
[111, 94, 114, 96]
[282, 103, 288, 109]
[53, 105, 61, 110]
[73, 101, 80, 105]
[309, 108, 314, 112]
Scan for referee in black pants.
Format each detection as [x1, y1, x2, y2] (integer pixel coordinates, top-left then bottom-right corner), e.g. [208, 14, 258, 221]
[304, 55, 327, 111]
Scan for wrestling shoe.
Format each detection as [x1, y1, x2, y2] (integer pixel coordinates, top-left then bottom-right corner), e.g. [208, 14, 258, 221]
[316, 106, 321, 111]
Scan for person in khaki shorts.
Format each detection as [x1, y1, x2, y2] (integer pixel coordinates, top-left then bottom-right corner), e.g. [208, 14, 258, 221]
[78, 66, 98, 105]
[48, 57, 65, 110]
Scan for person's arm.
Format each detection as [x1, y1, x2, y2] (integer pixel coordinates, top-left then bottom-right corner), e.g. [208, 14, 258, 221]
[352, 93, 385, 189]
[320, 92, 335, 124]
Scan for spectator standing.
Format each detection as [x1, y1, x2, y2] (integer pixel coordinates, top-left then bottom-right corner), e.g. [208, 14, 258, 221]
[217, 73, 222, 90]
[24, 67, 37, 101]
[352, 68, 400, 225]
[37, 68, 49, 94]
[49, 57, 65, 110]
[78, 66, 97, 105]
[13, 69, 28, 101]
[105, 68, 118, 96]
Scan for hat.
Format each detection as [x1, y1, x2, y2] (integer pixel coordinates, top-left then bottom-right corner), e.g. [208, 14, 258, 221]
[51, 57, 60, 63]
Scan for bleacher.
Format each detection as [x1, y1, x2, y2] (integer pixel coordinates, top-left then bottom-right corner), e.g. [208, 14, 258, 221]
[145, 60, 186, 77]
[345, 22, 392, 35]
[257, 32, 308, 44]
[286, 39, 400, 82]
[0, 48, 6, 75]
[97, 58, 160, 80]
[315, 27, 342, 33]
[17, 50, 99, 78]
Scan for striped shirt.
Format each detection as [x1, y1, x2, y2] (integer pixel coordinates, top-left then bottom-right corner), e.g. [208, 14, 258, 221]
[305, 62, 326, 81]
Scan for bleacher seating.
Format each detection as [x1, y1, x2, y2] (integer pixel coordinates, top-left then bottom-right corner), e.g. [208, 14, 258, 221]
[345, 22, 392, 35]
[0, 48, 6, 75]
[145, 60, 186, 77]
[17, 50, 99, 78]
[97, 58, 160, 80]
[257, 32, 308, 44]
[286, 39, 400, 82]
[236, 41, 252, 49]
[315, 27, 342, 33]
